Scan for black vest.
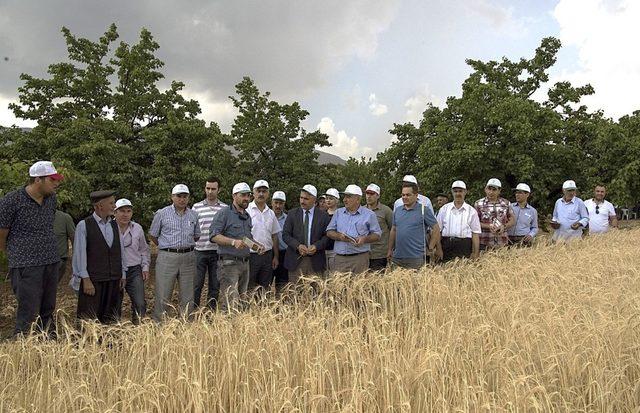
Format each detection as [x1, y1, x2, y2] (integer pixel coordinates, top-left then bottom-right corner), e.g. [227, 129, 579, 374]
[85, 216, 122, 282]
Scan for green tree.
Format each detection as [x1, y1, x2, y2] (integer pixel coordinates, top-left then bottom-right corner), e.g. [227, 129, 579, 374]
[228, 77, 330, 204]
[1, 25, 233, 226]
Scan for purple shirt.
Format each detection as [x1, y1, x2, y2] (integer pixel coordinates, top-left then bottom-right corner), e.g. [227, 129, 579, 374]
[118, 221, 151, 271]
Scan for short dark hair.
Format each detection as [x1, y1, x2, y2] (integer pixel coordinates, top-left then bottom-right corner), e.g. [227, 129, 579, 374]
[436, 193, 449, 199]
[205, 177, 221, 186]
[401, 182, 418, 194]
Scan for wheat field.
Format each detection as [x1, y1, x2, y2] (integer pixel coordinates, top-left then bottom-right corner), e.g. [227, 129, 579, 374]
[1, 229, 639, 412]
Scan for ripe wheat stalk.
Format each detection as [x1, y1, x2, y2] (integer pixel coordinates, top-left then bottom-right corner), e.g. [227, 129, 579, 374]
[1, 229, 639, 412]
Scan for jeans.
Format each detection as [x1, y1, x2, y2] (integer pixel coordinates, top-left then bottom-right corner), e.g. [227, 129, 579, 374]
[9, 262, 59, 336]
[124, 265, 146, 324]
[218, 259, 250, 313]
[194, 250, 219, 309]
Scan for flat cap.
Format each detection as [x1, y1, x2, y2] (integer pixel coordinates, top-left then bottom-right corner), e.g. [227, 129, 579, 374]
[90, 190, 116, 203]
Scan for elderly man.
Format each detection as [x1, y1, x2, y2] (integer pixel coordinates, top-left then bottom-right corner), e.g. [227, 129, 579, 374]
[271, 190, 289, 294]
[584, 184, 618, 234]
[53, 209, 75, 283]
[551, 180, 589, 242]
[247, 180, 281, 295]
[388, 181, 442, 269]
[436, 181, 480, 262]
[507, 183, 539, 246]
[282, 185, 331, 283]
[474, 178, 516, 251]
[392, 175, 435, 214]
[192, 177, 227, 310]
[149, 184, 200, 320]
[326, 185, 382, 275]
[210, 182, 255, 312]
[0, 161, 63, 336]
[114, 198, 150, 324]
[365, 183, 393, 271]
[72, 191, 126, 324]
[434, 193, 449, 214]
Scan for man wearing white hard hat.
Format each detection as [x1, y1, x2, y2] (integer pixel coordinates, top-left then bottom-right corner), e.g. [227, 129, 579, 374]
[322, 188, 340, 271]
[326, 185, 382, 275]
[583, 184, 618, 235]
[365, 183, 393, 271]
[388, 179, 441, 269]
[436, 181, 481, 262]
[0, 161, 63, 336]
[192, 176, 227, 310]
[114, 198, 150, 324]
[507, 183, 539, 246]
[247, 179, 281, 296]
[392, 175, 435, 213]
[149, 184, 200, 320]
[551, 180, 589, 242]
[271, 190, 289, 294]
[282, 184, 332, 283]
[73, 190, 127, 324]
[474, 178, 516, 251]
[210, 182, 255, 312]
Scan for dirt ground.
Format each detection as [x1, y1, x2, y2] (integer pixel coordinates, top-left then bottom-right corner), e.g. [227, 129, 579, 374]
[2, 220, 639, 338]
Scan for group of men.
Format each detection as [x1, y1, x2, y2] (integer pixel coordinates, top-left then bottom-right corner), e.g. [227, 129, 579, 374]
[0, 161, 620, 336]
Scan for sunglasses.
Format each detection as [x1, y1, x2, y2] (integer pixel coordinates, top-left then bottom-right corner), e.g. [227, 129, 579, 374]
[595, 205, 600, 214]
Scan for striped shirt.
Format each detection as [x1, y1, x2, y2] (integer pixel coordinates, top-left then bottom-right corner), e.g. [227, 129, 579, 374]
[193, 199, 227, 251]
[149, 205, 200, 249]
[437, 202, 481, 238]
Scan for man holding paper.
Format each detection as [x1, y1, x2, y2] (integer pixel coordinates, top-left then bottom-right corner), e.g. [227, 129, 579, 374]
[210, 182, 258, 312]
[326, 185, 382, 275]
[282, 185, 332, 283]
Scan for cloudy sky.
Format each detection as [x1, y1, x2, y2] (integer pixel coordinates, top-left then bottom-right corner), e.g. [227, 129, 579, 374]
[1, 0, 638, 159]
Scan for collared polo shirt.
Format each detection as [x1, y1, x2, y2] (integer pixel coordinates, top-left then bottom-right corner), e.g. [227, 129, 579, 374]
[247, 201, 281, 252]
[326, 205, 382, 255]
[508, 203, 539, 237]
[584, 199, 615, 234]
[193, 198, 227, 251]
[149, 204, 200, 249]
[0, 187, 59, 268]
[53, 210, 75, 258]
[436, 201, 481, 238]
[367, 202, 393, 259]
[210, 204, 254, 258]
[392, 202, 437, 259]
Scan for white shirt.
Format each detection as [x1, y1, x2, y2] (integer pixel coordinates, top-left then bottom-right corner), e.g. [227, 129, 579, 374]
[247, 201, 281, 252]
[436, 201, 481, 238]
[584, 199, 616, 234]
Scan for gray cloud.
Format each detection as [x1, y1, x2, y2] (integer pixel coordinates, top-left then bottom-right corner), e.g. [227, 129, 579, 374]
[0, 0, 398, 106]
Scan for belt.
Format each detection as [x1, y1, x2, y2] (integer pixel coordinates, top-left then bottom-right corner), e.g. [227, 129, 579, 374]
[337, 251, 368, 257]
[219, 254, 249, 262]
[160, 247, 194, 253]
[442, 236, 471, 242]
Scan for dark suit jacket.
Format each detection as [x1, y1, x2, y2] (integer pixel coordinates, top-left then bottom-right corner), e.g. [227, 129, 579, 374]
[282, 207, 331, 272]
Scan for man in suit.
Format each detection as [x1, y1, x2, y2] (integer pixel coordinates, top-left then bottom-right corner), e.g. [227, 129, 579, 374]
[282, 185, 332, 284]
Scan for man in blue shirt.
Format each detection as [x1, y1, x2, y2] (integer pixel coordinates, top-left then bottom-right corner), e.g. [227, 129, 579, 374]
[326, 185, 381, 275]
[551, 180, 589, 242]
[388, 182, 442, 270]
[149, 184, 200, 320]
[508, 183, 539, 246]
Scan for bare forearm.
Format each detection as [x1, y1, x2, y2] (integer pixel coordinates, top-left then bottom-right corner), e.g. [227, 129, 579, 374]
[212, 234, 236, 247]
[326, 230, 342, 241]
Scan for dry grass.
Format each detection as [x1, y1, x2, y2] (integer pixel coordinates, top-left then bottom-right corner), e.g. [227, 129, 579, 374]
[1, 229, 640, 412]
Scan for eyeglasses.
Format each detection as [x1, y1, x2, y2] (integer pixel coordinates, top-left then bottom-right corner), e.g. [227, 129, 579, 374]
[175, 194, 189, 199]
[487, 186, 498, 191]
[595, 205, 600, 214]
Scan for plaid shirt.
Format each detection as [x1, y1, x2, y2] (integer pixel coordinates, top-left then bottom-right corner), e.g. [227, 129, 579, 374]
[474, 197, 513, 248]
